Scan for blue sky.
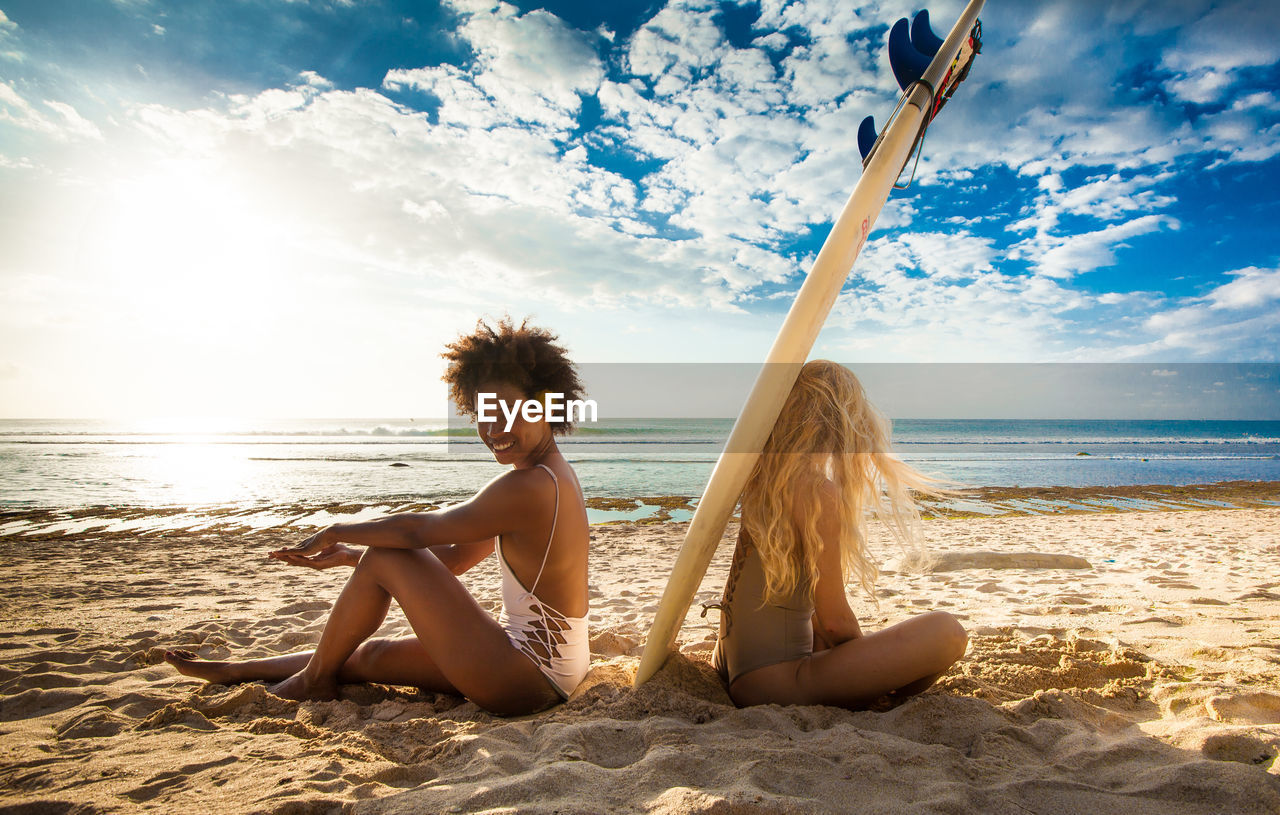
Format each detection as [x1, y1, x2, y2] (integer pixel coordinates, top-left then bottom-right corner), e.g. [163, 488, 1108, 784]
[1, 0, 1278, 418]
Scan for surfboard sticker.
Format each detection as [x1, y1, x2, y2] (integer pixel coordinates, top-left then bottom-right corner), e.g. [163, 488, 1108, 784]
[633, 0, 988, 687]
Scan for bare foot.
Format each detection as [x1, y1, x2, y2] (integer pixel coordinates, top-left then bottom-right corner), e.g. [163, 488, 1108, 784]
[269, 670, 338, 702]
[164, 649, 238, 684]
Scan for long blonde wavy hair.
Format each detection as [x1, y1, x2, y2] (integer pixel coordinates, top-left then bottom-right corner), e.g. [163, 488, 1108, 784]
[740, 360, 941, 606]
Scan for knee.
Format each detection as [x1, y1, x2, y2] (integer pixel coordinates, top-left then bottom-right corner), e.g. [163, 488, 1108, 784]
[356, 546, 411, 571]
[358, 546, 392, 564]
[932, 612, 968, 664]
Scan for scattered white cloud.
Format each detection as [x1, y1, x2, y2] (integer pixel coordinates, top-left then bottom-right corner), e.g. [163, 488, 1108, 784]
[1165, 68, 1233, 105]
[924, 1, 1280, 174]
[451, 1, 604, 131]
[1009, 171, 1176, 241]
[1019, 214, 1178, 280]
[0, 7, 19, 60]
[0, 82, 103, 141]
[627, 0, 725, 94]
[1160, 0, 1280, 74]
[41, 100, 105, 141]
[1128, 267, 1280, 360]
[1206, 267, 1280, 310]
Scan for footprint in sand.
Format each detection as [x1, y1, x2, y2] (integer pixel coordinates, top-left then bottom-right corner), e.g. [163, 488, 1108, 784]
[1207, 691, 1280, 725]
[1237, 588, 1280, 601]
[1123, 616, 1181, 626]
[122, 756, 238, 803]
[1053, 594, 1089, 605]
[273, 600, 331, 619]
[1199, 732, 1278, 768]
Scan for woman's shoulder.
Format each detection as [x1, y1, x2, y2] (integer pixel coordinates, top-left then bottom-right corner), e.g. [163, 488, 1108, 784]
[480, 465, 558, 509]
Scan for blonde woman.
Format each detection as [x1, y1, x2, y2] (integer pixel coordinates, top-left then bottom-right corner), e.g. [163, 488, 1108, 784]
[711, 360, 967, 708]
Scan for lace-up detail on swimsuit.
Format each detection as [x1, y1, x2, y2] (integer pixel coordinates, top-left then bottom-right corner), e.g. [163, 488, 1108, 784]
[496, 464, 590, 699]
[507, 596, 576, 671]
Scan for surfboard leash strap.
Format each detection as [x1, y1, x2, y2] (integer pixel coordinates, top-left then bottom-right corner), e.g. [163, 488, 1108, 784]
[933, 20, 984, 119]
[893, 18, 983, 190]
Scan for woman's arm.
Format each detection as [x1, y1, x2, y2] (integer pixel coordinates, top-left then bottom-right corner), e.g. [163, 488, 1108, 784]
[810, 481, 863, 647]
[428, 538, 497, 575]
[270, 538, 496, 575]
[273, 468, 548, 558]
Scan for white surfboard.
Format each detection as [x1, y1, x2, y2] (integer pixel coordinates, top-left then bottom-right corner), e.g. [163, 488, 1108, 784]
[634, 0, 988, 686]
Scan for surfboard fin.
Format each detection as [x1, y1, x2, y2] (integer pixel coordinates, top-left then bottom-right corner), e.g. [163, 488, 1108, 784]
[887, 17, 933, 91]
[910, 9, 945, 57]
[857, 115, 878, 163]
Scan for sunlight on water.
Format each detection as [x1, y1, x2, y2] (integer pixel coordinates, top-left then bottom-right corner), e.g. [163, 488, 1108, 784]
[134, 439, 255, 506]
[2, 419, 1279, 515]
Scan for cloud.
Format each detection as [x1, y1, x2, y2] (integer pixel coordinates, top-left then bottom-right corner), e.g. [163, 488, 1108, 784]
[821, 227, 1096, 361]
[1206, 267, 1280, 310]
[1160, 0, 1280, 74]
[1165, 68, 1233, 105]
[627, 0, 725, 94]
[0, 82, 103, 141]
[0, 8, 20, 61]
[915, 1, 1280, 175]
[1131, 266, 1280, 359]
[41, 100, 104, 141]
[2, 0, 1279, 406]
[117, 66, 780, 317]
[857, 231, 996, 281]
[827, 266, 1087, 361]
[450, 1, 605, 131]
[385, 1, 604, 136]
[1008, 171, 1176, 241]
[1016, 214, 1179, 280]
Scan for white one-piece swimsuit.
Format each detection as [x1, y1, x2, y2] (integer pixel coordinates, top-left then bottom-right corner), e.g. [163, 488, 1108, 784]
[495, 463, 590, 699]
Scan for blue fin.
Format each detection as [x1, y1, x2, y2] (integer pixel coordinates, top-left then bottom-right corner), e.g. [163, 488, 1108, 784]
[857, 115, 877, 161]
[911, 9, 944, 56]
[888, 17, 932, 90]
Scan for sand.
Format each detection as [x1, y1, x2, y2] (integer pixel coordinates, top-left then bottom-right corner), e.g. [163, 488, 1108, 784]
[2, 501, 1279, 813]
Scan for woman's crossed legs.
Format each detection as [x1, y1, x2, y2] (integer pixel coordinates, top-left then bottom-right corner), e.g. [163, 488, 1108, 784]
[728, 611, 968, 709]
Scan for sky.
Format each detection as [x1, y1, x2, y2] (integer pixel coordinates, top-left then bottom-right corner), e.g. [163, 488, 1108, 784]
[1, 0, 1279, 419]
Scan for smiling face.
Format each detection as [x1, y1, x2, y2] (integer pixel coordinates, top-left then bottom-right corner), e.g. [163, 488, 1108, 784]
[475, 379, 555, 468]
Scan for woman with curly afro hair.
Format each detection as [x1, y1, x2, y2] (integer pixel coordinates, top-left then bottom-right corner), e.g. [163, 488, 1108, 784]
[166, 318, 591, 715]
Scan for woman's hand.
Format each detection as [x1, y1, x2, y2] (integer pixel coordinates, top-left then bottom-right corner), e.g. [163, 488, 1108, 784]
[812, 615, 835, 652]
[811, 610, 862, 652]
[274, 542, 362, 569]
[270, 530, 361, 569]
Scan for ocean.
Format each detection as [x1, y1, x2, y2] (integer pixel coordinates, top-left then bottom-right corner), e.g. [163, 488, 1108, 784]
[2, 418, 1279, 534]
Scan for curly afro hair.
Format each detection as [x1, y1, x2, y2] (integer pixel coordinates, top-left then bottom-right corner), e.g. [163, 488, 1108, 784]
[442, 317, 586, 435]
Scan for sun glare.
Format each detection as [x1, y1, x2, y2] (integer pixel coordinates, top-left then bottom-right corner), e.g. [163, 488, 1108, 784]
[140, 437, 255, 507]
[74, 156, 301, 419]
[92, 158, 287, 314]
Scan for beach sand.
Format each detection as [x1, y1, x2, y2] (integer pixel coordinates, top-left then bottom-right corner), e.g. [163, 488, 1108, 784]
[2, 498, 1280, 813]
